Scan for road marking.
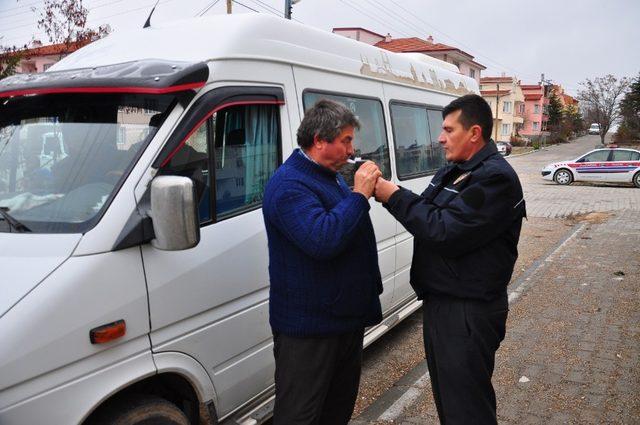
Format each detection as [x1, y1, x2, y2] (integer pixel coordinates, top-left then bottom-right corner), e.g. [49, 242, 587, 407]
[378, 371, 430, 421]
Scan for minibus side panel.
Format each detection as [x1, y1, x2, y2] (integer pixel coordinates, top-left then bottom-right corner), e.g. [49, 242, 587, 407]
[381, 83, 456, 304]
[143, 62, 296, 418]
[292, 66, 397, 313]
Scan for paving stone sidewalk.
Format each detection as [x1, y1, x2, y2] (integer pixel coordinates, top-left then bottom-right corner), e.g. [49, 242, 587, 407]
[387, 210, 640, 424]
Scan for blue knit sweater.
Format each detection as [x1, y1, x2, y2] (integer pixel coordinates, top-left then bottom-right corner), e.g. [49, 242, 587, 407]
[263, 149, 383, 337]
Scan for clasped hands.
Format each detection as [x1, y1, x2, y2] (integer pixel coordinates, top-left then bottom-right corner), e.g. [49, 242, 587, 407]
[352, 160, 399, 203]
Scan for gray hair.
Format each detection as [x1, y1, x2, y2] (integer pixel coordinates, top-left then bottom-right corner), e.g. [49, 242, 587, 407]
[297, 99, 360, 149]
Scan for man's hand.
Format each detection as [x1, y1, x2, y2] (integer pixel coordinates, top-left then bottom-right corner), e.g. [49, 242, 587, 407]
[374, 177, 399, 203]
[353, 161, 382, 199]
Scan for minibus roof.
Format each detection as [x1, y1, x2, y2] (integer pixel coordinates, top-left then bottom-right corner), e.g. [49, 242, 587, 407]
[50, 14, 478, 97]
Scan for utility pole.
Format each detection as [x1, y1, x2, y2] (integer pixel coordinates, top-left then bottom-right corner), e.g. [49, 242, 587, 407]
[227, 0, 232, 14]
[285, 0, 301, 19]
[494, 82, 500, 141]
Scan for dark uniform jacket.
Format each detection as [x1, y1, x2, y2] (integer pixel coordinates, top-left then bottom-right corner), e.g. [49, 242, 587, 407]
[385, 141, 526, 301]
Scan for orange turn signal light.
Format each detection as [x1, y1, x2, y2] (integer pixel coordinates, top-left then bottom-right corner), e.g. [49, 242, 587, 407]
[90, 320, 126, 344]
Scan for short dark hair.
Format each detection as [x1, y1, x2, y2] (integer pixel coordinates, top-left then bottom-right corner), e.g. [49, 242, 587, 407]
[297, 99, 360, 149]
[442, 94, 493, 142]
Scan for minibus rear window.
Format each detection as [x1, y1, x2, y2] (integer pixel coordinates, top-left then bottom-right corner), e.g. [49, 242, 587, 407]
[0, 93, 176, 233]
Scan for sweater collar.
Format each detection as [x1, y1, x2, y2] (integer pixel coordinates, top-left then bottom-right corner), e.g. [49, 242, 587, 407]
[457, 140, 499, 171]
[288, 148, 338, 180]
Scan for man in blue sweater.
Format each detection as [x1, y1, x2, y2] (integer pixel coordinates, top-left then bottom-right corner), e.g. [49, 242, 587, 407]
[263, 99, 383, 425]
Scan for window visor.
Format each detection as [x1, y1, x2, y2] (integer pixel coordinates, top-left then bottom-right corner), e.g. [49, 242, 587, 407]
[0, 59, 209, 98]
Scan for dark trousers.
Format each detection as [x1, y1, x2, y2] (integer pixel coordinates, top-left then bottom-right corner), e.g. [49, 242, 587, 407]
[423, 294, 508, 425]
[272, 329, 364, 425]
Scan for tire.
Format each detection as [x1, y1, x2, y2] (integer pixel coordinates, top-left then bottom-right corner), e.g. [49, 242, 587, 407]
[634, 171, 640, 188]
[554, 169, 573, 185]
[89, 394, 190, 425]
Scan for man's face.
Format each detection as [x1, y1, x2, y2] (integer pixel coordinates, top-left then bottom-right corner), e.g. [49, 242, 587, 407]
[438, 110, 479, 163]
[316, 126, 355, 172]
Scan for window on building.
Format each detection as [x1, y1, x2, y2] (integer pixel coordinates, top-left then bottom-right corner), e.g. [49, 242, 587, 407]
[533, 122, 539, 131]
[503, 101, 512, 113]
[390, 103, 445, 178]
[534, 104, 540, 114]
[470, 69, 476, 79]
[303, 91, 390, 186]
[501, 123, 510, 136]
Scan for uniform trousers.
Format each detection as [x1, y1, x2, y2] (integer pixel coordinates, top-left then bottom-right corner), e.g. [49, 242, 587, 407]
[423, 293, 508, 425]
[272, 329, 364, 425]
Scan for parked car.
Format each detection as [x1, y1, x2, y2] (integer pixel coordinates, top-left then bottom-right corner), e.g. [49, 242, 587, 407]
[496, 141, 512, 156]
[541, 147, 640, 187]
[588, 123, 600, 135]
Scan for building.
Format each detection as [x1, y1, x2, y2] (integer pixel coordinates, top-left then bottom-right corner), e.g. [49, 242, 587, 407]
[480, 76, 525, 142]
[2, 39, 91, 74]
[550, 84, 578, 108]
[520, 84, 549, 137]
[332, 28, 485, 84]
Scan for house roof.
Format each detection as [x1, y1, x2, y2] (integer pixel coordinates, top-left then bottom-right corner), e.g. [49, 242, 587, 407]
[524, 94, 543, 101]
[480, 76, 514, 83]
[6, 39, 92, 59]
[521, 84, 542, 90]
[332, 27, 385, 38]
[375, 37, 486, 69]
[481, 90, 511, 97]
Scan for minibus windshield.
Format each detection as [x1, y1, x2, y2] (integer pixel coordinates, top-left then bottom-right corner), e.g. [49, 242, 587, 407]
[0, 93, 176, 233]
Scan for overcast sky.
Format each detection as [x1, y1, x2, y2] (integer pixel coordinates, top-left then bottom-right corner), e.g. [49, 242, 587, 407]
[1, 0, 638, 95]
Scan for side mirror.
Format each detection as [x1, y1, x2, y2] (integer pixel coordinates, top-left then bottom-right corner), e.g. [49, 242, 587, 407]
[150, 176, 200, 250]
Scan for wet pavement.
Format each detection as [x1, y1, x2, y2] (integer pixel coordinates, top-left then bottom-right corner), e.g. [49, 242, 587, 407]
[351, 135, 640, 424]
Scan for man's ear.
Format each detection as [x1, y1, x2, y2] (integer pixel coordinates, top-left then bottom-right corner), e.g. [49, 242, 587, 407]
[313, 134, 325, 150]
[470, 125, 483, 143]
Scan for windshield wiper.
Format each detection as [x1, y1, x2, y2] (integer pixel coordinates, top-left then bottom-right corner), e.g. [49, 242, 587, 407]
[0, 207, 31, 232]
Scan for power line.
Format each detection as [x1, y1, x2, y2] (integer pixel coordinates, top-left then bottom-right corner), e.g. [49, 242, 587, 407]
[337, 0, 411, 38]
[0, 0, 128, 38]
[384, 0, 538, 80]
[196, 0, 223, 16]
[231, 0, 260, 13]
[249, 0, 283, 17]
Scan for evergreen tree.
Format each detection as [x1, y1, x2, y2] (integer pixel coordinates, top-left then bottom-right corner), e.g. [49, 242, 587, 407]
[617, 72, 640, 142]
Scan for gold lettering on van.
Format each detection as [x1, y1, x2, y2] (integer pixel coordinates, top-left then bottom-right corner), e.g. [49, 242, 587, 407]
[359, 52, 472, 95]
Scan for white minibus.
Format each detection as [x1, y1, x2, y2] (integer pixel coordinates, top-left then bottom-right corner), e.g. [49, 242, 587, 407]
[0, 14, 478, 425]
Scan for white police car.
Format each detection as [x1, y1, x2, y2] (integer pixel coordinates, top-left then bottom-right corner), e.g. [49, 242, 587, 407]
[541, 147, 640, 187]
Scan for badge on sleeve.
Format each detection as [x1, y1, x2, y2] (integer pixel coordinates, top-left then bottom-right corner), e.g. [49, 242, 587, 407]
[453, 172, 470, 186]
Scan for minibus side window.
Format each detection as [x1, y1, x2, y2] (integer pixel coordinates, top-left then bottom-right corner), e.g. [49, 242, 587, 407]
[213, 104, 280, 220]
[160, 123, 212, 223]
[390, 103, 446, 179]
[302, 91, 391, 186]
[160, 103, 281, 225]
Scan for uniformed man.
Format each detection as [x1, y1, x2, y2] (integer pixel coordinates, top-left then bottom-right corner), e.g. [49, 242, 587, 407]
[374, 94, 526, 424]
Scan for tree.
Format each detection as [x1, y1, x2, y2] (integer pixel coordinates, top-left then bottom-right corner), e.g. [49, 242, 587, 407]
[546, 92, 565, 142]
[37, 0, 110, 53]
[616, 72, 640, 143]
[0, 46, 22, 80]
[563, 103, 584, 136]
[577, 74, 630, 145]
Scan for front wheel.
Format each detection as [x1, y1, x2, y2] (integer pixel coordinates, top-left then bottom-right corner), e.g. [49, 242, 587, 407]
[88, 394, 190, 425]
[633, 171, 640, 188]
[554, 169, 573, 185]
